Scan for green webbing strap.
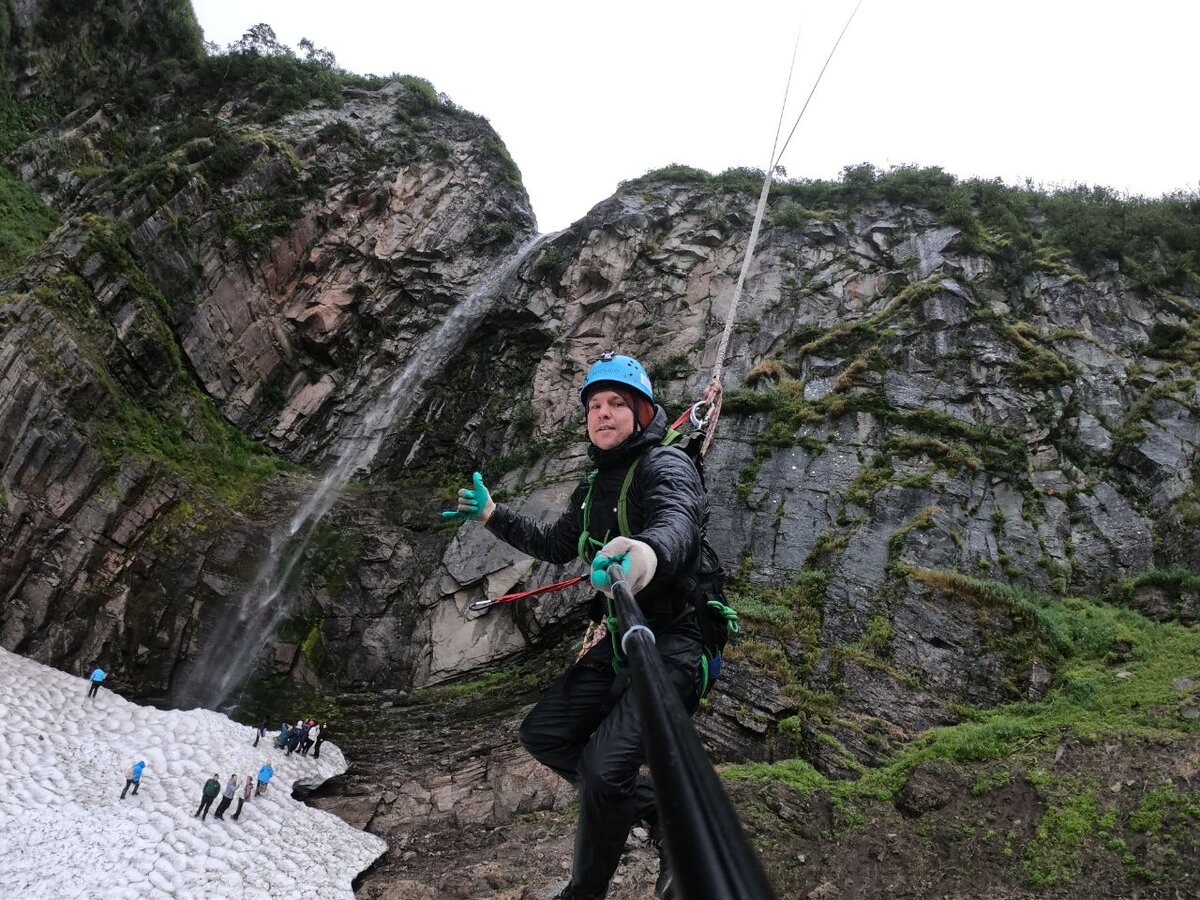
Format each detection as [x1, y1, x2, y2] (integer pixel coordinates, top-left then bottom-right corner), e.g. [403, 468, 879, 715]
[615, 430, 683, 537]
[577, 470, 600, 564]
[700, 654, 711, 698]
[707, 599, 740, 635]
[615, 458, 640, 537]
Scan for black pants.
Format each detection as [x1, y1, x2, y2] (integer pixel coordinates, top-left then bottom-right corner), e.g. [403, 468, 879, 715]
[196, 795, 215, 819]
[519, 612, 702, 897]
[313, 738, 324, 759]
[87, 682, 101, 698]
[232, 798, 246, 820]
[120, 779, 139, 798]
[214, 795, 234, 818]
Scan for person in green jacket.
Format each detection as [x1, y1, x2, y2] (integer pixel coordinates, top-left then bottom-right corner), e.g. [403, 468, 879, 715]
[195, 774, 220, 820]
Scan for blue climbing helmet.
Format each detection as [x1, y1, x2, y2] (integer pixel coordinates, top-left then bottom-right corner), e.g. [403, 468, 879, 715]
[579, 352, 654, 408]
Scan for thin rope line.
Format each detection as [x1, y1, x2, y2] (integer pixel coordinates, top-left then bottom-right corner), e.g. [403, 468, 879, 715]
[774, 0, 865, 168]
[711, 0, 865, 386]
[700, 0, 865, 456]
[767, 24, 804, 176]
[708, 24, 801, 388]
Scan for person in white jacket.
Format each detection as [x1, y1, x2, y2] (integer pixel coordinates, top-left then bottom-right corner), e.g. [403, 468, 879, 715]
[213, 774, 239, 820]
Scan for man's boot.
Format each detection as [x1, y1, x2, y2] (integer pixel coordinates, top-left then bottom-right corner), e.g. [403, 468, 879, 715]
[649, 822, 675, 899]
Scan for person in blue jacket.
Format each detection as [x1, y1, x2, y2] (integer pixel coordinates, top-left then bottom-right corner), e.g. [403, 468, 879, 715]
[256, 763, 274, 796]
[87, 666, 106, 699]
[120, 760, 145, 799]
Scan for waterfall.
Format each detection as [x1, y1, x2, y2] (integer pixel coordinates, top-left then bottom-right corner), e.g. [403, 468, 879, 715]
[171, 235, 548, 710]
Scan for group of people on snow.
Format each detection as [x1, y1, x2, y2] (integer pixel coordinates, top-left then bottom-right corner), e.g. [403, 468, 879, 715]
[267, 718, 328, 758]
[84, 645, 333, 831]
[119, 757, 276, 822]
[195, 766, 272, 821]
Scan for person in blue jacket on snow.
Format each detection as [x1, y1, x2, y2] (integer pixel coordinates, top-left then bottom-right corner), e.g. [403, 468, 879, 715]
[256, 763, 274, 795]
[120, 760, 145, 799]
[87, 666, 106, 699]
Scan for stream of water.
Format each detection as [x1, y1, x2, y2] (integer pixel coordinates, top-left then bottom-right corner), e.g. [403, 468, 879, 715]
[171, 235, 546, 710]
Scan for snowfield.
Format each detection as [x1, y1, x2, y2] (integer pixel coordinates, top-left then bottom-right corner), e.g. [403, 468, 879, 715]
[0, 647, 386, 899]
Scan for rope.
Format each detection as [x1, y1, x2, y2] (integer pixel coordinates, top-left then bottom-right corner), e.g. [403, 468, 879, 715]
[699, 0, 865, 458]
[774, 0, 866, 167]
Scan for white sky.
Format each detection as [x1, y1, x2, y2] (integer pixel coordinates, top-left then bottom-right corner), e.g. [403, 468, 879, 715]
[190, 0, 1199, 234]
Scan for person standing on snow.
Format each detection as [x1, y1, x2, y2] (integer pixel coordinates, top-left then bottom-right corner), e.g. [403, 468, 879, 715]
[196, 774, 220, 820]
[86, 666, 106, 699]
[231, 774, 254, 820]
[312, 722, 329, 759]
[286, 721, 303, 756]
[444, 352, 720, 900]
[213, 774, 239, 820]
[298, 720, 313, 756]
[120, 760, 145, 799]
[256, 763, 274, 795]
[253, 721, 267, 747]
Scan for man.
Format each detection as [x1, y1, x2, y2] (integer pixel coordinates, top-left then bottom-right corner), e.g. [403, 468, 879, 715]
[213, 774, 239, 820]
[196, 775, 220, 820]
[312, 722, 329, 760]
[445, 352, 719, 900]
[87, 666, 106, 699]
[120, 760, 145, 799]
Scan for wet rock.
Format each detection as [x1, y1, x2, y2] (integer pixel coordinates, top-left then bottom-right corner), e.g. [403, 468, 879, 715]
[895, 761, 966, 817]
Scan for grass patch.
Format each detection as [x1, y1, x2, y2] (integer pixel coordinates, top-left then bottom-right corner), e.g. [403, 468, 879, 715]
[724, 756, 831, 795]
[98, 393, 297, 506]
[724, 567, 1200, 837]
[0, 165, 59, 277]
[1021, 785, 1099, 886]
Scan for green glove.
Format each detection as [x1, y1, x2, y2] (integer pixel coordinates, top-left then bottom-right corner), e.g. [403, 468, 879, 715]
[441, 471, 496, 522]
[590, 537, 658, 595]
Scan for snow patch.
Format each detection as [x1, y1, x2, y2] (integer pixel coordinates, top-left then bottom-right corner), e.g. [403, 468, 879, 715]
[0, 647, 385, 898]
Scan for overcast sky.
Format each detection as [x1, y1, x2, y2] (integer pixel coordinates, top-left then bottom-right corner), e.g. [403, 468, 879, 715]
[190, 0, 1198, 234]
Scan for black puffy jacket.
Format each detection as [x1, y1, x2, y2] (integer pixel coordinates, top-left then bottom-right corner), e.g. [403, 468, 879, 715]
[486, 405, 706, 627]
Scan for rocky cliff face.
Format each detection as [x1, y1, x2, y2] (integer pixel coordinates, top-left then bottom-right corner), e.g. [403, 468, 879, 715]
[2, 7, 1199, 896]
[0, 5, 535, 697]
[413, 180, 1198, 775]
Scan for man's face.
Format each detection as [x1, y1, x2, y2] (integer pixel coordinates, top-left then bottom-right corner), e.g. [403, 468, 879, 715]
[586, 389, 635, 450]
